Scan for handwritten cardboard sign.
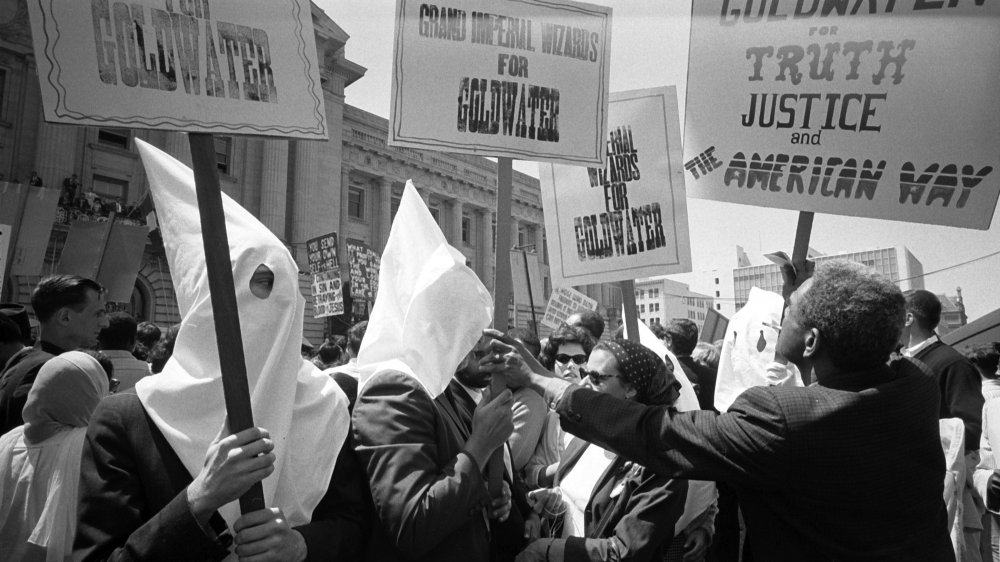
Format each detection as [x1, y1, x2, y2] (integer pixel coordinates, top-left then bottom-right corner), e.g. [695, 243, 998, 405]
[306, 233, 339, 275]
[311, 270, 344, 318]
[26, 0, 328, 139]
[306, 232, 342, 318]
[540, 87, 692, 287]
[682, 1, 1000, 229]
[388, 0, 612, 166]
[346, 240, 380, 301]
[541, 285, 598, 331]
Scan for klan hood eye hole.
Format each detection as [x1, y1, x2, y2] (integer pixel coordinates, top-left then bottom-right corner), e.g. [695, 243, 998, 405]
[249, 264, 275, 299]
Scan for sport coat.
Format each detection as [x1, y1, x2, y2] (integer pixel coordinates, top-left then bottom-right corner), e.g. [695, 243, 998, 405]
[556, 359, 954, 561]
[914, 340, 984, 452]
[75, 392, 368, 561]
[353, 371, 493, 561]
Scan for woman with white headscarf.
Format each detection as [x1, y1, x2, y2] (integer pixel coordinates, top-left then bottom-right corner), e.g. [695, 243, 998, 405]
[0, 351, 109, 561]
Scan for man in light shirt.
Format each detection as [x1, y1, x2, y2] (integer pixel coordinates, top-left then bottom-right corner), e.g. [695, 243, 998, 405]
[97, 312, 151, 392]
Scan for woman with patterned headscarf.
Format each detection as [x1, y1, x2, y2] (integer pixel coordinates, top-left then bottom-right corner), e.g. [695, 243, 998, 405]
[517, 339, 690, 561]
[0, 351, 110, 561]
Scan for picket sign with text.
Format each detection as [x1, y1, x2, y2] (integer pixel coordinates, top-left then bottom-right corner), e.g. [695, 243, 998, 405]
[541, 285, 598, 331]
[682, 1, 1000, 229]
[540, 87, 692, 287]
[306, 233, 344, 318]
[388, 0, 612, 166]
[27, 0, 328, 138]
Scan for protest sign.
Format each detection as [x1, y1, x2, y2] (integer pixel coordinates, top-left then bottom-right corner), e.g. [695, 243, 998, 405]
[541, 285, 598, 331]
[540, 87, 692, 287]
[56, 219, 149, 303]
[700, 307, 729, 344]
[26, 0, 328, 139]
[346, 240, 380, 301]
[306, 233, 339, 275]
[683, 1, 1000, 229]
[388, 0, 612, 166]
[306, 232, 343, 318]
[510, 250, 544, 309]
[311, 270, 344, 318]
[7, 186, 61, 276]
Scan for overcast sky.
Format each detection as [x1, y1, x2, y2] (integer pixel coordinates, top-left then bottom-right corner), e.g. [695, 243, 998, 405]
[317, 0, 1000, 321]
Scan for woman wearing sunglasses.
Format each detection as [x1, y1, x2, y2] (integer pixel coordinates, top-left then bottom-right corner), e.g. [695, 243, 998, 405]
[526, 324, 597, 489]
[517, 339, 690, 562]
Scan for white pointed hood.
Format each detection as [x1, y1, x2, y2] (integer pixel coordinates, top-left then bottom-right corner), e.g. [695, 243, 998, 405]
[134, 139, 349, 529]
[358, 181, 493, 398]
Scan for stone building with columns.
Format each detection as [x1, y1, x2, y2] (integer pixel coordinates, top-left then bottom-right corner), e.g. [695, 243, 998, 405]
[1, 3, 632, 344]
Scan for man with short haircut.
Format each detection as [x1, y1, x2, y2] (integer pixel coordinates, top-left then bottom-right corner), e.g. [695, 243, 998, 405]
[0, 275, 108, 435]
[566, 309, 605, 341]
[493, 261, 953, 559]
[97, 311, 151, 392]
[902, 289, 985, 560]
[665, 318, 717, 412]
[903, 289, 984, 449]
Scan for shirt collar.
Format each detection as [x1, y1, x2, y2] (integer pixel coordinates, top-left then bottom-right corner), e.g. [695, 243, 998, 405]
[903, 334, 939, 358]
[456, 379, 483, 405]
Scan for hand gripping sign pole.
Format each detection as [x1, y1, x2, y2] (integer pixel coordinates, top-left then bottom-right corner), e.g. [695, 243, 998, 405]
[488, 157, 515, 496]
[188, 133, 266, 514]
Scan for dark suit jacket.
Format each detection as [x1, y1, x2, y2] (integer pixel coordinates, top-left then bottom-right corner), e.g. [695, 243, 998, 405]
[353, 371, 493, 561]
[677, 355, 717, 412]
[74, 392, 368, 561]
[0, 340, 63, 435]
[556, 436, 686, 561]
[437, 379, 530, 561]
[914, 340, 984, 451]
[556, 359, 954, 561]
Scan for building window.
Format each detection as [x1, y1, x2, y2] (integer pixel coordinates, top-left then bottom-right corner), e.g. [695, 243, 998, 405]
[430, 205, 440, 225]
[348, 186, 365, 220]
[715, 291, 720, 297]
[97, 128, 130, 150]
[215, 136, 232, 175]
[461, 215, 472, 244]
[92, 174, 129, 203]
[517, 226, 528, 248]
[716, 303, 721, 310]
[640, 304, 646, 313]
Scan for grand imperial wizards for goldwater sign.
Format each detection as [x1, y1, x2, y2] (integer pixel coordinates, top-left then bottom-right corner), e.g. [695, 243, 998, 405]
[389, 0, 612, 166]
[26, 0, 328, 139]
[683, 1, 1000, 230]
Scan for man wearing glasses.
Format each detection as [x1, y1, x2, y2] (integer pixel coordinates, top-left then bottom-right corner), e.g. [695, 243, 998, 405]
[488, 260, 953, 561]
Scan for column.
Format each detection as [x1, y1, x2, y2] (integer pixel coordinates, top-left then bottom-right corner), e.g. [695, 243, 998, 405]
[509, 216, 520, 250]
[258, 139, 289, 240]
[479, 209, 494, 291]
[450, 199, 464, 246]
[339, 168, 351, 265]
[33, 116, 76, 188]
[291, 139, 321, 250]
[378, 178, 393, 251]
[163, 132, 192, 167]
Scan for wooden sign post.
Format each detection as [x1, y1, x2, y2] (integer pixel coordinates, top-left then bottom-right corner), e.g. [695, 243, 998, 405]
[620, 280, 640, 343]
[488, 157, 515, 495]
[189, 133, 265, 513]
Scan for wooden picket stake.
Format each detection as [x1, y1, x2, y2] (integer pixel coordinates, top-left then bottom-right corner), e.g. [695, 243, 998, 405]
[620, 280, 640, 343]
[188, 133, 265, 515]
[487, 156, 515, 496]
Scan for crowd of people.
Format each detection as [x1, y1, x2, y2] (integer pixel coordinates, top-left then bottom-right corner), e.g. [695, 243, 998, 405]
[0, 141, 997, 562]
